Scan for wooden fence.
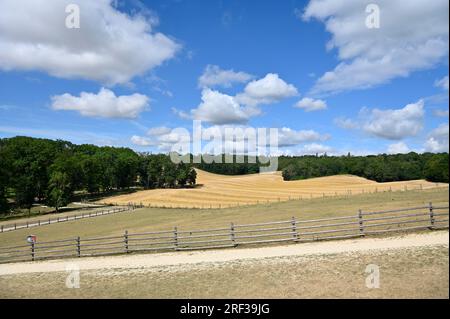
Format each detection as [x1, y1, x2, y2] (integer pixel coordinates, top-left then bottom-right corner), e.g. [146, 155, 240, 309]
[0, 203, 447, 264]
[0, 206, 135, 233]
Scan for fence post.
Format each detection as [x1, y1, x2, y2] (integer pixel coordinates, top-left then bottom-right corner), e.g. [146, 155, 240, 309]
[291, 216, 299, 241]
[31, 242, 35, 261]
[124, 230, 129, 253]
[230, 222, 236, 246]
[76, 237, 81, 257]
[428, 202, 435, 229]
[26, 221, 29, 228]
[1, 225, 2, 232]
[173, 227, 178, 250]
[358, 209, 365, 237]
[14, 223, 16, 230]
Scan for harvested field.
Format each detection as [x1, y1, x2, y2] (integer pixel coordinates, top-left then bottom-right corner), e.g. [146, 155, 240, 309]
[101, 169, 447, 208]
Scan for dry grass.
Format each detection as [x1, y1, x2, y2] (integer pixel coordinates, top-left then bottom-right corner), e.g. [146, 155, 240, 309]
[0, 187, 448, 249]
[100, 169, 447, 208]
[1, 244, 447, 298]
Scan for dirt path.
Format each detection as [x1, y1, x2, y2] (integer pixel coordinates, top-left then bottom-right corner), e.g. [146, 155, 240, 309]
[0, 230, 447, 276]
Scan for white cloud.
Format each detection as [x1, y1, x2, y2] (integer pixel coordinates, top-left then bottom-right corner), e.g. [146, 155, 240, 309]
[201, 125, 328, 148]
[0, 0, 179, 85]
[363, 100, 425, 140]
[424, 123, 449, 152]
[334, 117, 359, 130]
[147, 126, 172, 136]
[433, 109, 450, 117]
[190, 89, 258, 125]
[171, 107, 191, 120]
[300, 143, 333, 155]
[51, 88, 149, 119]
[198, 65, 253, 88]
[435, 75, 449, 91]
[131, 127, 190, 151]
[278, 127, 329, 147]
[236, 73, 299, 106]
[131, 135, 153, 146]
[295, 97, 327, 111]
[387, 142, 410, 154]
[182, 73, 299, 125]
[303, 0, 449, 94]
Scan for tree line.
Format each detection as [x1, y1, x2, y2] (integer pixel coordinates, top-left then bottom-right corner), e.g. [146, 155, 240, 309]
[194, 153, 449, 183]
[279, 153, 448, 183]
[0, 136, 196, 214]
[1, 136, 447, 215]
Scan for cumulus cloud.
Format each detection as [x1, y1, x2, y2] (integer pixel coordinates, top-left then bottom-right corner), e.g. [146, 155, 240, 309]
[277, 127, 329, 147]
[387, 142, 410, 154]
[435, 75, 449, 91]
[424, 123, 449, 152]
[302, 0, 449, 94]
[0, 0, 179, 85]
[180, 73, 299, 125]
[131, 127, 190, 151]
[190, 89, 259, 125]
[363, 100, 425, 140]
[295, 97, 327, 112]
[200, 125, 328, 151]
[236, 73, 298, 106]
[198, 65, 253, 88]
[51, 88, 149, 119]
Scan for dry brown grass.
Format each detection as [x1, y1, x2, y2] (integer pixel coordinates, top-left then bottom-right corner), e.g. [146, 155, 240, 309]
[100, 169, 447, 208]
[1, 244, 447, 298]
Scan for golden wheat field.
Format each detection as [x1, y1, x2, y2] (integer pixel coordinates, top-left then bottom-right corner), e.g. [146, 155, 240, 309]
[100, 169, 448, 208]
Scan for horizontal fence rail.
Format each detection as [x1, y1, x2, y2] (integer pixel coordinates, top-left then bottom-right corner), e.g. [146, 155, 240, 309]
[0, 206, 136, 233]
[0, 203, 448, 264]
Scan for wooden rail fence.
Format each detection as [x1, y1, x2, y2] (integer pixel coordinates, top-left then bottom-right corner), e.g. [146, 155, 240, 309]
[0, 203, 447, 264]
[0, 206, 135, 233]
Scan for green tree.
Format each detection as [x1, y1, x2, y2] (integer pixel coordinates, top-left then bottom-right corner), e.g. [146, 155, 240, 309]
[176, 163, 189, 187]
[424, 154, 449, 183]
[187, 168, 197, 186]
[47, 171, 71, 212]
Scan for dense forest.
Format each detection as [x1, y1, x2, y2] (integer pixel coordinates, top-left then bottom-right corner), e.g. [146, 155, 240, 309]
[0, 136, 196, 214]
[278, 153, 449, 183]
[195, 153, 449, 183]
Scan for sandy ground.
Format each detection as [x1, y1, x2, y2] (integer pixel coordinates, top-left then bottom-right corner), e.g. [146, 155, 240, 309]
[100, 169, 448, 208]
[1, 230, 447, 276]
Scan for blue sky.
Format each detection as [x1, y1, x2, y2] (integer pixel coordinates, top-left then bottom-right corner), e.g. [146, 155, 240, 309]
[0, 0, 448, 155]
